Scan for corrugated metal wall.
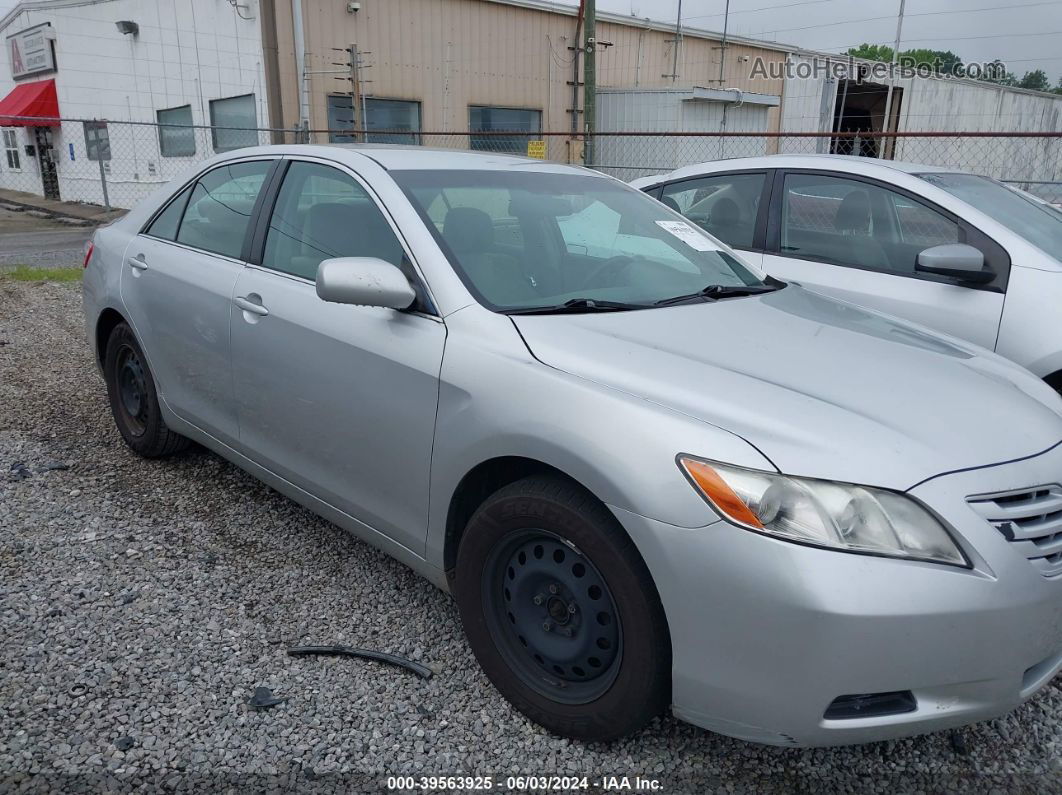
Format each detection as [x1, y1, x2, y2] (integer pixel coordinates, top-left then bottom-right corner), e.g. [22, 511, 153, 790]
[595, 89, 770, 178]
[270, 0, 787, 147]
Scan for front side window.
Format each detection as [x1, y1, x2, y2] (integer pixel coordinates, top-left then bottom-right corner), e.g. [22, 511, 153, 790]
[780, 173, 960, 275]
[396, 169, 765, 311]
[84, 121, 110, 161]
[157, 105, 196, 157]
[2, 128, 20, 169]
[468, 106, 541, 154]
[262, 161, 404, 281]
[209, 94, 258, 153]
[661, 173, 766, 250]
[175, 160, 271, 258]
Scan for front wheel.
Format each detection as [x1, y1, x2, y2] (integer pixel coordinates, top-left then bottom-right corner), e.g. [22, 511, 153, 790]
[455, 475, 670, 741]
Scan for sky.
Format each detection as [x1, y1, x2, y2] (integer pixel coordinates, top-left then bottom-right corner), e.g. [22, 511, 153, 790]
[0, 0, 1058, 84]
[581, 0, 1062, 84]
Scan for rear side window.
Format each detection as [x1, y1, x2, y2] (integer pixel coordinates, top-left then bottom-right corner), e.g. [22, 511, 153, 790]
[175, 160, 272, 259]
[144, 184, 192, 241]
[660, 173, 765, 250]
[262, 161, 404, 281]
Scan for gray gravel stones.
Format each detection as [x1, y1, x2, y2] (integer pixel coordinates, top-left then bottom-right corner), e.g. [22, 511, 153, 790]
[1, 279, 1061, 793]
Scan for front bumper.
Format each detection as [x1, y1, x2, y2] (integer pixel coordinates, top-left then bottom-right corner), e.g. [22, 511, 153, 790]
[613, 443, 1062, 747]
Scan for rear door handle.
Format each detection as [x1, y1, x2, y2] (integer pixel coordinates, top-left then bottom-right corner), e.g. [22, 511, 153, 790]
[127, 253, 148, 271]
[234, 296, 269, 316]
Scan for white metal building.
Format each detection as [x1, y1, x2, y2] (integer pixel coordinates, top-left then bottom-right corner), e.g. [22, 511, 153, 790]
[778, 51, 1062, 181]
[0, 0, 268, 206]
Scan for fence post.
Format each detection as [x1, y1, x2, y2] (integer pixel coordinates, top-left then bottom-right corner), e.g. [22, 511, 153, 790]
[97, 154, 111, 212]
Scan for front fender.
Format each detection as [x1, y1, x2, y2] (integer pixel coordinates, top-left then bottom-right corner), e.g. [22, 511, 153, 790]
[425, 306, 773, 569]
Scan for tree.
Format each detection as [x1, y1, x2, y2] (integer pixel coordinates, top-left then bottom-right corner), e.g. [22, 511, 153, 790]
[845, 44, 962, 76]
[1054, 77, 1062, 96]
[1017, 69, 1051, 92]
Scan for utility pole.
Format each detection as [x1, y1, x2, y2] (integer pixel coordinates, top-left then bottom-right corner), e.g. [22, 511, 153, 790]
[583, 0, 596, 167]
[664, 0, 682, 81]
[718, 0, 730, 84]
[880, 0, 905, 158]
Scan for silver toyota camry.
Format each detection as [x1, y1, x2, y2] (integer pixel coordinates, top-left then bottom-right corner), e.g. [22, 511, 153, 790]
[82, 145, 1062, 747]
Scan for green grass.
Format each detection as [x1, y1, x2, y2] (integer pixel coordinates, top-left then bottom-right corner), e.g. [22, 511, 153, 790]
[2, 266, 83, 282]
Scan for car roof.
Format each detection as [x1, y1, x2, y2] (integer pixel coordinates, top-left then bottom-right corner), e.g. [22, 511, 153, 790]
[647, 153, 969, 185]
[213, 143, 606, 176]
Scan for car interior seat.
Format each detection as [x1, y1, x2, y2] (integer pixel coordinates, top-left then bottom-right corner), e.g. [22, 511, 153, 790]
[443, 207, 536, 305]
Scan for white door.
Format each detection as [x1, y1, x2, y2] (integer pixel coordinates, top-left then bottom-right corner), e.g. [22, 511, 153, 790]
[762, 171, 1005, 351]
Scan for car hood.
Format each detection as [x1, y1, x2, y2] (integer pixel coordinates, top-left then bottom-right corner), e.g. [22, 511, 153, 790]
[512, 286, 1062, 490]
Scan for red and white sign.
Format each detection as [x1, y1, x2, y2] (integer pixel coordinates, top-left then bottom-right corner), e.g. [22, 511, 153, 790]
[7, 23, 56, 80]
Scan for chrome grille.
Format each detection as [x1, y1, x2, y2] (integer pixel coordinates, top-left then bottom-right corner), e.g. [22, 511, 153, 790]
[968, 485, 1062, 578]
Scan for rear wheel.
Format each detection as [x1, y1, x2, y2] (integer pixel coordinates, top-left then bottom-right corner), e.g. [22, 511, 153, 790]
[103, 322, 189, 458]
[455, 475, 670, 741]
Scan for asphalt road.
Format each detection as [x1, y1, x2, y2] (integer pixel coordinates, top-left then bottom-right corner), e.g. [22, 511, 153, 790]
[0, 207, 92, 269]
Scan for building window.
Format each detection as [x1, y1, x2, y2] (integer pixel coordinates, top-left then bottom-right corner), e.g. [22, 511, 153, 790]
[327, 96, 422, 145]
[84, 121, 111, 161]
[209, 94, 258, 153]
[327, 95, 356, 143]
[468, 106, 541, 154]
[157, 105, 196, 157]
[2, 129, 20, 170]
[366, 99, 420, 144]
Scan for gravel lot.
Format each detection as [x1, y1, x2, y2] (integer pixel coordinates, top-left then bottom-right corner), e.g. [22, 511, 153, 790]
[1, 278, 1061, 793]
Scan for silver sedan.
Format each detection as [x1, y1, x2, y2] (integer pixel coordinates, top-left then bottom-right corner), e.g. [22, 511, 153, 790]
[82, 144, 1062, 747]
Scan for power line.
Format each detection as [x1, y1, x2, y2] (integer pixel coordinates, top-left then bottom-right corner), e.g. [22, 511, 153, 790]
[682, 0, 835, 23]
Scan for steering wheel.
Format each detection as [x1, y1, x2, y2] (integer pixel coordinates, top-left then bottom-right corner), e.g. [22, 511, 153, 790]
[579, 255, 637, 289]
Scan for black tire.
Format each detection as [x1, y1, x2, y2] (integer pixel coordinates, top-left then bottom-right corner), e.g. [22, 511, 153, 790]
[103, 322, 189, 458]
[455, 474, 670, 742]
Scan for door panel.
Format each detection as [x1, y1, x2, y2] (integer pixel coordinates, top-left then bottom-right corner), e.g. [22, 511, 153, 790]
[765, 171, 1005, 351]
[229, 268, 444, 553]
[119, 159, 274, 443]
[229, 159, 444, 553]
[761, 253, 1003, 349]
[120, 237, 244, 444]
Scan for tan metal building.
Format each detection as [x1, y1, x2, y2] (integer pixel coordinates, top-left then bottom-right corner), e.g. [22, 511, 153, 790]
[260, 0, 789, 158]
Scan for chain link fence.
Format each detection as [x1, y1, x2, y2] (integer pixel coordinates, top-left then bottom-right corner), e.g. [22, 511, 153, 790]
[1, 117, 1060, 211]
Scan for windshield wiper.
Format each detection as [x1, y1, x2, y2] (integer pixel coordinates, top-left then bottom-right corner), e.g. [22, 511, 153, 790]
[503, 298, 648, 315]
[652, 280, 784, 307]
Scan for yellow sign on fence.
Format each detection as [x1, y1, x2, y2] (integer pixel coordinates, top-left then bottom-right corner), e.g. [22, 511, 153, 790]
[526, 140, 546, 159]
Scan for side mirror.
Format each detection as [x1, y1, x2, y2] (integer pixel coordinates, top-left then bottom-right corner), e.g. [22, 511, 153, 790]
[915, 244, 993, 284]
[316, 257, 416, 309]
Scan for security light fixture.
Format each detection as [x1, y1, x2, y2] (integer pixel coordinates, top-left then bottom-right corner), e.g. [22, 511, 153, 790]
[115, 20, 139, 36]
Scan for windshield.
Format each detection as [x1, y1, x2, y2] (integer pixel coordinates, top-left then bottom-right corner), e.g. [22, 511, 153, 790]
[918, 172, 1062, 258]
[394, 169, 766, 312]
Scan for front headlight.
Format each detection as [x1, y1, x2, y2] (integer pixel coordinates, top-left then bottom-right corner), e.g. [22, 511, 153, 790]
[678, 456, 968, 567]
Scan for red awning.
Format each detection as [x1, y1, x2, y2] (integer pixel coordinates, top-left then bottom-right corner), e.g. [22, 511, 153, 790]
[0, 79, 59, 126]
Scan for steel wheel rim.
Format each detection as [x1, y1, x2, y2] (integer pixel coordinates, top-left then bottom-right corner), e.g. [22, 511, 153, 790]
[482, 529, 622, 705]
[116, 344, 148, 437]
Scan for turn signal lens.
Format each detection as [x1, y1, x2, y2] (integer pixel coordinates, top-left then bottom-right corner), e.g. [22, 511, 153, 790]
[82, 241, 95, 269]
[679, 457, 763, 529]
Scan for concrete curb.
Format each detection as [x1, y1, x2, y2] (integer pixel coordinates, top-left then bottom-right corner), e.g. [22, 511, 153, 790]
[0, 198, 120, 225]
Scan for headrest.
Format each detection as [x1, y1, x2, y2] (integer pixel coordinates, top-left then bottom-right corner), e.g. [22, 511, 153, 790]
[834, 191, 871, 233]
[443, 207, 494, 253]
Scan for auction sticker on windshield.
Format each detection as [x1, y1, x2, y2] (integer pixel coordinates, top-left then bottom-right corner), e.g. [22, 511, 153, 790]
[655, 220, 717, 251]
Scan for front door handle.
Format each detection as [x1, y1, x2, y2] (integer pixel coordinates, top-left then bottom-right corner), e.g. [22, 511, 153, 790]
[127, 253, 148, 271]
[234, 295, 269, 316]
